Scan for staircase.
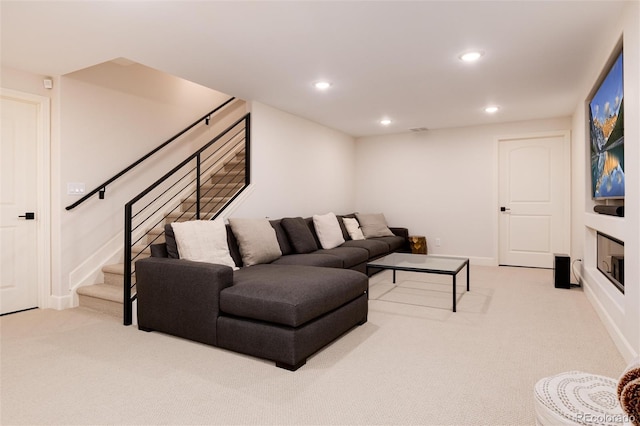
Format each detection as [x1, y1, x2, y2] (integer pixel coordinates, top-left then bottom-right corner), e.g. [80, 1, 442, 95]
[76, 151, 246, 318]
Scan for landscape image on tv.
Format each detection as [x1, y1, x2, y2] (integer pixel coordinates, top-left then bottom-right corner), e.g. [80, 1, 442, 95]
[590, 51, 624, 199]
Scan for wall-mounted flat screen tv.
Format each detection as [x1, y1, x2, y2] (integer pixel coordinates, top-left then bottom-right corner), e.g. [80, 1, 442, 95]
[589, 51, 624, 200]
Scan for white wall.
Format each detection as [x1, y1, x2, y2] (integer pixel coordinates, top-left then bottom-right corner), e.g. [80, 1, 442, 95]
[228, 102, 356, 219]
[355, 117, 571, 264]
[57, 62, 247, 300]
[572, 1, 639, 361]
[3, 62, 247, 303]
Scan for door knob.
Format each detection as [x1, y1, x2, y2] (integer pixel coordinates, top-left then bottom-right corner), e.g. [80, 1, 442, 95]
[18, 212, 35, 220]
[500, 207, 511, 212]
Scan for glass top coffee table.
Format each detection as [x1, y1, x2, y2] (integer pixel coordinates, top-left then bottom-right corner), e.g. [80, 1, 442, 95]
[366, 253, 470, 312]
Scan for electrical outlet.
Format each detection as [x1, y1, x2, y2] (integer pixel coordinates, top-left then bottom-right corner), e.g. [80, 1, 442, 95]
[435, 238, 441, 247]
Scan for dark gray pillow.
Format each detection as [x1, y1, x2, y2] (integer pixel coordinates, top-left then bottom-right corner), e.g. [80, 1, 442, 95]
[164, 224, 180, 259]
[270, 219, 292, 256]
[281, 217, 319, 254]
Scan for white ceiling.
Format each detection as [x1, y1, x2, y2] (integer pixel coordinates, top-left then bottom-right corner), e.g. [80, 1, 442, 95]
[0, 1, 630, 137]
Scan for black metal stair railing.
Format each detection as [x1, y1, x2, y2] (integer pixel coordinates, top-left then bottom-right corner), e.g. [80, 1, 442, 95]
[123, 113, 251, 325]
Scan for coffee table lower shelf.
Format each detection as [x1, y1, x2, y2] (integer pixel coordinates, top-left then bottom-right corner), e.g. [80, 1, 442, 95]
[366, 253, 470, 312]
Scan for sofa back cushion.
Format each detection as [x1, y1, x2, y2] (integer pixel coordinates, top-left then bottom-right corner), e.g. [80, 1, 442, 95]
[225, 224, 243, 267]
[303, 217, 321, 246]
[164, 224, 180, 259]
[281, 217, 319, 254]
[228, 218, 282, 266]
[270, 219, 293, 256]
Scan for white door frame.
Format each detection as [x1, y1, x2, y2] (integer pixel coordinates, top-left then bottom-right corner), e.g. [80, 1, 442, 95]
[1, 88, 51, 310]
[495, 130, 571, 267]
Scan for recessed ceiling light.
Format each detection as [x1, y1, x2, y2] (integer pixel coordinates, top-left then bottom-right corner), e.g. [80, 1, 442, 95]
[484, 105, 500, 114]
[380, 118, 392, 126]
[459, 51, 484, 62]
[314, 81, 332, 90]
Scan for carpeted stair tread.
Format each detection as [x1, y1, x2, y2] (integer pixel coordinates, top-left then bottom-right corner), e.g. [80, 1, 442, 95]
[201, 182, 243, 191]
[132, 244, 151, 257]
[182, 196, 231, 204]
[224, 158, 244, 167]
[102, 263, 138, 286]
[145, 228, 165, 244]
[181, 197, 231, 213]
[76, 283, 124, 318]
[102, 263, 124, 276]
[210, 173, 244, 184]
[77, 283, 122, 303]
[165, 212, 202, 222]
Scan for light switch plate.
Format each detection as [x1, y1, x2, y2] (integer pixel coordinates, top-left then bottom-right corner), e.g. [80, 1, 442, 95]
[67, 182, 85, 195]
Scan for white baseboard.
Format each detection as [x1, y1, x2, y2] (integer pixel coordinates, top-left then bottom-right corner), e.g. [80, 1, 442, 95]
[469, 256, 498, 267]
[583, 280, 637, 362]
[47, 294, 74, 310]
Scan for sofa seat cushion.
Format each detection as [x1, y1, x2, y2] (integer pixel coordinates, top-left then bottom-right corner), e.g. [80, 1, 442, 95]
[373, 235, 406, 252]
[220, 265, 368, 327]
[316, 246, 369, 269]
[271, 253, 343, 268]
[341, 239, 389, 258]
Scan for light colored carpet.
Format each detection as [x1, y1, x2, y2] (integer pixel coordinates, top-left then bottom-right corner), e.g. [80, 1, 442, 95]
[0, 266, 625, 425]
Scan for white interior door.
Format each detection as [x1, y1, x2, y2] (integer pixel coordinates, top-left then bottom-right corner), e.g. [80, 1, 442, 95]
[1, 91, 46, 314]
[498, 132, 570, 268]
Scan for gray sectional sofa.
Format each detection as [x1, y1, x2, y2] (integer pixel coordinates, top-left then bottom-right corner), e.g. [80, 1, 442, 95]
[135, 213, 409, 370]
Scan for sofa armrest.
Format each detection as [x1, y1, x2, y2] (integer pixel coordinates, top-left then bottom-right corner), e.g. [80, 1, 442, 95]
[389, 227, 408, 239]
[389, 227, 410, 252]
[135, 257, 234, 346]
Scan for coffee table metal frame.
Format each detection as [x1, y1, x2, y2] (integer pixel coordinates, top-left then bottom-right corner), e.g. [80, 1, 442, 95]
[366, 253, 470, 312]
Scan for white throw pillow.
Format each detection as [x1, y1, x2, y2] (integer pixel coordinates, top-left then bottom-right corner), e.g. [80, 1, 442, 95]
[313, 212, 346, 249]
[355, 213, 395, 238]
[171, 219, 237, 269]
[228, 218, 282, 266]
[342, 217, 365, 240]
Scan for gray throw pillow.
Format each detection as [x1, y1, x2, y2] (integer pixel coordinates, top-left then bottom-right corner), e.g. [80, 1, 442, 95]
[228, 218, 282, 266]
[281, 217, 319, 254]
[355, 213, 395, 238]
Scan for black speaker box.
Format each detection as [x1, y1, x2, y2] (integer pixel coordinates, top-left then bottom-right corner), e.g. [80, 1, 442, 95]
[554, 254, 570, 289]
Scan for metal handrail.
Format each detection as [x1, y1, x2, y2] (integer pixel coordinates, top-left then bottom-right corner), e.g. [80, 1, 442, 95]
[65, 97, 236, 210]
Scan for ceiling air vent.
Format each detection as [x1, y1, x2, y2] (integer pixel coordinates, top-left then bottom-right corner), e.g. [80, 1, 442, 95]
[409, 127, 429, 132]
